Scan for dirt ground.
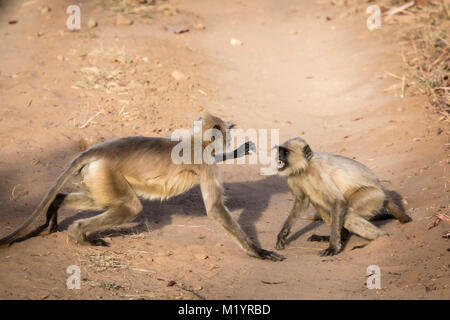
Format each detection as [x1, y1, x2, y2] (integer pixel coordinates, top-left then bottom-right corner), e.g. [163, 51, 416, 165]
[0, 0, 448, 300]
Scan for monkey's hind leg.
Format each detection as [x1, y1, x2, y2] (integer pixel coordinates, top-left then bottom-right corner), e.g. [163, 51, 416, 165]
[343, 187, 389, 240]
[68, 166, 143, 246]
[69, 202, 142, 246]
[41, 192, 106, 234]
[10, 192, 105, 244]
[344, 215, 388, 240]
[43, 193, 67, 234]
[14, 193, 69, 243]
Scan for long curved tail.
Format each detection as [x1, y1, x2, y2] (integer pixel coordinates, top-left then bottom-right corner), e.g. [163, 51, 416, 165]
[0, 152, 96, 246]
[385, 198, 412, 223]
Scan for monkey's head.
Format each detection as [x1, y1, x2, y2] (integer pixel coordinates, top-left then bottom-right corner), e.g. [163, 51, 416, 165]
[198, 113, 234, 154]
[276, 137, 313, 176]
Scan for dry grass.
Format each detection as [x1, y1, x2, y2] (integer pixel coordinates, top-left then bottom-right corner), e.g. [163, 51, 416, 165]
[338, 0, 449, 113]
[399, 1, 449, 113]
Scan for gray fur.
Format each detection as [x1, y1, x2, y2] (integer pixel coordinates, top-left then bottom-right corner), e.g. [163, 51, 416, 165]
[275, 137, 411, 256]
[0, 115, 284, 261]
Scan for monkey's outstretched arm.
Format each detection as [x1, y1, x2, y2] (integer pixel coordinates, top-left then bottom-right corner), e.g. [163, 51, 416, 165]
[319, 201, 346, 256]
[276, 195, 310, 250]
[214, 141, 256, 163]
[200, 165, 284, 261]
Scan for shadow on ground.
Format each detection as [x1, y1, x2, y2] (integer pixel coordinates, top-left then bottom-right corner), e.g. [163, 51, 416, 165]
[55, 174, 290, 246]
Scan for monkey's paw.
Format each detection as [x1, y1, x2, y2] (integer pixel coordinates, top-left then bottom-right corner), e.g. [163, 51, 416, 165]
[275, 238, 286, 250]
[257, 248, 286, 261]
[275, 228, 290, 250]
[318, 246, 341, 257]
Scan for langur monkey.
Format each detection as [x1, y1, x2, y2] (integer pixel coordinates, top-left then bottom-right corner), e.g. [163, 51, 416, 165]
[0, 114, 284, 261]
[275, 137, 411, 256]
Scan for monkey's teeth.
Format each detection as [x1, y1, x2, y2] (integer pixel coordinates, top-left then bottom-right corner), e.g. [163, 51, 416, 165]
[277, 160, 285, 169]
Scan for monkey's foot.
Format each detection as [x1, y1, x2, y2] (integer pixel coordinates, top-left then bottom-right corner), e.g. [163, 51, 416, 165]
[318, 245, 341, 257]
[68, 224, 109, 246]
[68, 224, 85, 244]
[307, 234, 330, 242]
[256, 248, 286, 261]
[275, 239, 286, 250]
[70, 236, 109, 247]
[39, 223, 58, 236]
[275, 228, 290, 250]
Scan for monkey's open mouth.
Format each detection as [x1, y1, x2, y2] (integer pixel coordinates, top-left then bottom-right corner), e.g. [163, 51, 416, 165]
[277, 160, 286, 170]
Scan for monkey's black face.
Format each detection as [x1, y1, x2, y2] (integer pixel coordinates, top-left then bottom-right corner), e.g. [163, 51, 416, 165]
[277, 147, 290, 171]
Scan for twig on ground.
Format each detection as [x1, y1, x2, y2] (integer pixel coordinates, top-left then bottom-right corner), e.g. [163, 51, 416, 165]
[385, 1, 415, 17]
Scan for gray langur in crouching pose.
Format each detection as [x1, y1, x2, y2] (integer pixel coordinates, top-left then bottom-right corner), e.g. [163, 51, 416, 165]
[0, 114, 284, 261]
[275, 137, 411, 256]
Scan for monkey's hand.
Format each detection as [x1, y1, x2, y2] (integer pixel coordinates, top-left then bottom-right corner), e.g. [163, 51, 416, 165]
[214, 141, 256, 163]
[318, 244, 342, 257]
[240, 141, 256, 156]
[275, 228, 290, 250]
[256, 248, 285, 261]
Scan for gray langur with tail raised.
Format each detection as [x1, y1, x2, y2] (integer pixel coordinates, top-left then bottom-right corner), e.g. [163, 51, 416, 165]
[0, 114, 284, 261]
[275, 137, 411, 256]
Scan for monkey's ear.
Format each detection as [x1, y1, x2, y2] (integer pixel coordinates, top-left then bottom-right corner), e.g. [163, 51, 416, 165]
[303, 145, 313, 161]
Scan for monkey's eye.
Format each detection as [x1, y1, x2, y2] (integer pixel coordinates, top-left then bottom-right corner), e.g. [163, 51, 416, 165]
[282, 149, 289, 156]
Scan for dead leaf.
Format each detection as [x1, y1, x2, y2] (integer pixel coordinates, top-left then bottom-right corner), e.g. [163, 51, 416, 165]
[428, 218, 441, 229]
[166, 25, 189, 34]
[428, 213, 449, 229]
[167, 280, 176, 287]
[435, 213, 450, 222]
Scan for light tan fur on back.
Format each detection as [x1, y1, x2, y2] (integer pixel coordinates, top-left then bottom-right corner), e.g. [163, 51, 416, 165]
[0, 114, 284, 262]
[276, 137, 411, 256]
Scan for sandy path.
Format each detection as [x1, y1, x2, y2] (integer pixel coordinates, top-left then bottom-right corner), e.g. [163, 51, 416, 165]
[172, 0, 449, 299]
[0, 0, 448, 299]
